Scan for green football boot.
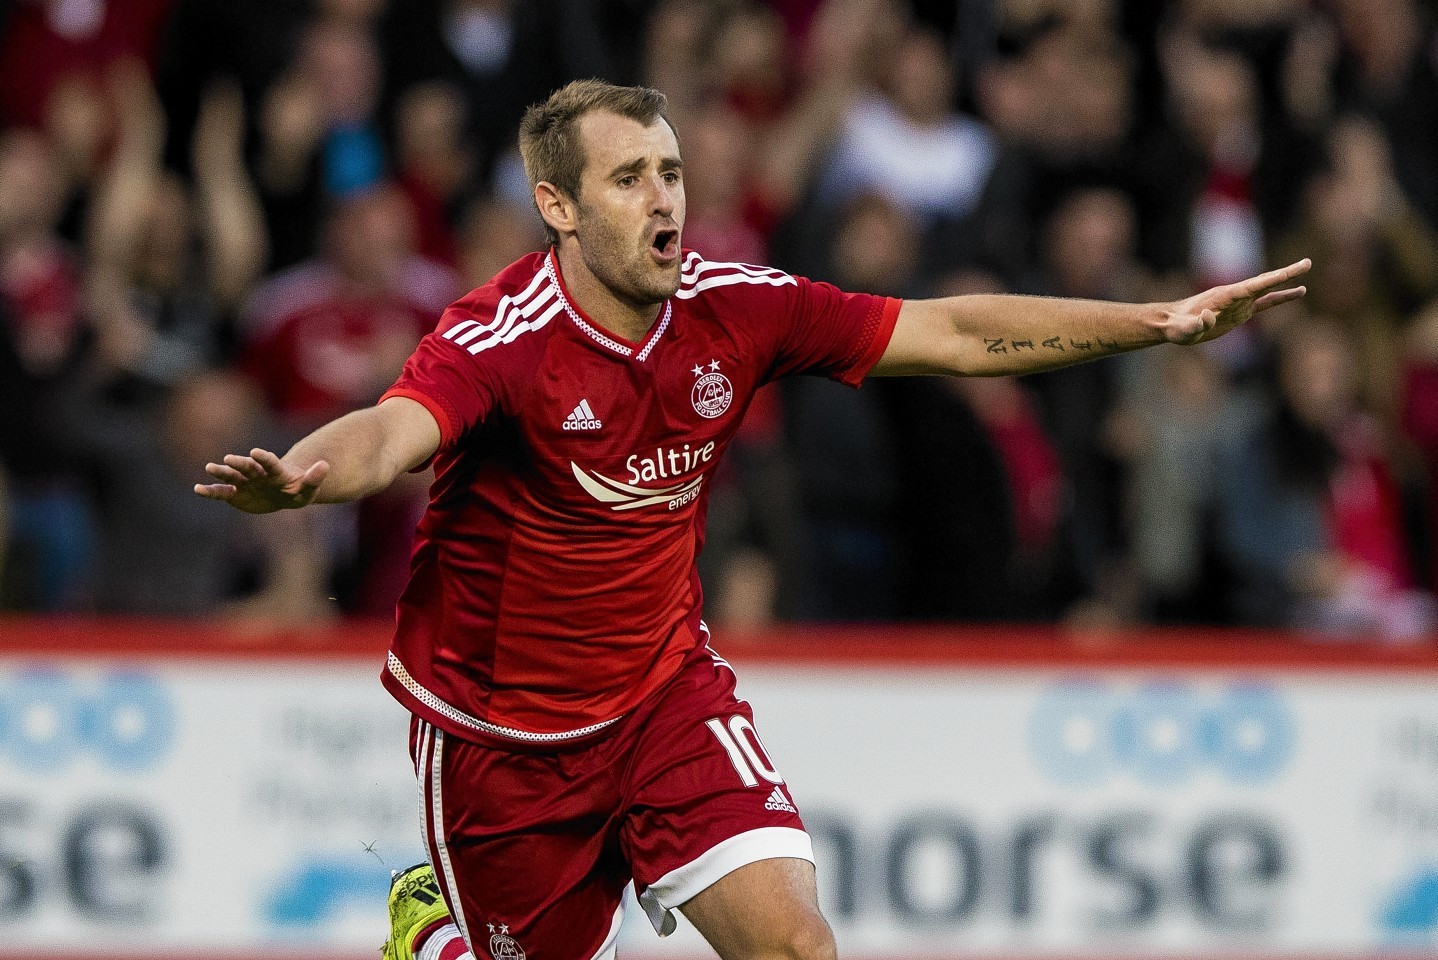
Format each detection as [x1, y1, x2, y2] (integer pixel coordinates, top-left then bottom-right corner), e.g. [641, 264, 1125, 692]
[381, 863, 452, 960]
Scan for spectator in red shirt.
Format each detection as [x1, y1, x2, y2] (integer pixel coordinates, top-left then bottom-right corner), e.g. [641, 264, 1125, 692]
[241, 183, 459, 431]
[0, 0, 175, 130]
[240, 182, 460, 615]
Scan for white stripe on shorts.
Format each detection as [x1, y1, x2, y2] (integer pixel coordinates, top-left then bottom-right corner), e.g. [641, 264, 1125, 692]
[588, 896, 626, 960]
[415, 721, 433, 843]
[638, 826, 814, 936]
[421, 725, 473, 950]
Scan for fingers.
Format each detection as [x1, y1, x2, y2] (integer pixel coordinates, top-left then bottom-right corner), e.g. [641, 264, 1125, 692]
[202, 449, 276, 503]
[1241, 258, 1312, 297]
[251, 448, 284, 474]
[1203, 260, 1311, 318]
[291, 460, 331, 505]
[205, 461, 249, 484]
[197, 448, 321, 510]
[1185, 308, 1216, 344]
[194, 482, 236, 499]
[298, 460, 331, 492]
[209, 449, 285, 483]
[1253, 286, 1307, 312]
[223, 453, 266, 480]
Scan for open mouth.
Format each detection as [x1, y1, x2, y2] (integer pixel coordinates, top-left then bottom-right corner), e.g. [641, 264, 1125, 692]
[651, 229, 679, 260]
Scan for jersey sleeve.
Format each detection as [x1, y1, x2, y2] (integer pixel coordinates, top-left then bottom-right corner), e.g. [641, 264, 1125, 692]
[379, 304, 503, 455]
[759, 274, 902, 387]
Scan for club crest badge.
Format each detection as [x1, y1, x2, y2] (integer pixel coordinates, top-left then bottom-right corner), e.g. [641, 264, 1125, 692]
[690, 359, 733, 419]
[487, 923, 526, 960]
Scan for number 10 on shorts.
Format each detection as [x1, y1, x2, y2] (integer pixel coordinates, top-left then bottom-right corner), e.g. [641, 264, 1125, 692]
[706, 715, 784, 787]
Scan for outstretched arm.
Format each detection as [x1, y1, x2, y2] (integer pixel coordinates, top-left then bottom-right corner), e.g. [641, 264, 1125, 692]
[194, 396, 441, 513]
[872, 259, 1311, 377]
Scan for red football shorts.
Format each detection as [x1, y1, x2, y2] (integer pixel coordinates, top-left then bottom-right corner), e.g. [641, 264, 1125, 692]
[408, 643, 811, 960]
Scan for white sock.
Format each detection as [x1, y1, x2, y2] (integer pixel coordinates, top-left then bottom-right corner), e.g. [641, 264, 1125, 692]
[417, 922, 473, 960]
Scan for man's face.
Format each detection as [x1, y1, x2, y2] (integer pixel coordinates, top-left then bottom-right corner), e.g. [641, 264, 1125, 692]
[569, 111, 686, 307]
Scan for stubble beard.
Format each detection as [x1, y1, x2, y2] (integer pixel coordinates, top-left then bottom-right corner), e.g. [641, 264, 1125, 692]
[577, 208, 681, 309]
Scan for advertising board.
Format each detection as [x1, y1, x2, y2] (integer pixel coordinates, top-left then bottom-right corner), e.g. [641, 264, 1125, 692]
[1, 621, 1435, 959]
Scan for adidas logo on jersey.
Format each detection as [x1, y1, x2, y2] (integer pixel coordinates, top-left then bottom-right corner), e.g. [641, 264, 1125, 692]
[563, 399, 603, 431]
[763, 786, 797, 814]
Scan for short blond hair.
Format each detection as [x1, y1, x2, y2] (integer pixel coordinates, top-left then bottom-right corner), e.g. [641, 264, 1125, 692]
[518, 80, 674, 244]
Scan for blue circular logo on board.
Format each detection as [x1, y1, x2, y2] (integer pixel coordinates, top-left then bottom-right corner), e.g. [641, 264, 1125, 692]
[0, 670, 176, 773]
[1030, 680, 1293, 787]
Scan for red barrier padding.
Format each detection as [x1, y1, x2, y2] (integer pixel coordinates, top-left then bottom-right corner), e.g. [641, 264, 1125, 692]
[2, 617, 1436, 672]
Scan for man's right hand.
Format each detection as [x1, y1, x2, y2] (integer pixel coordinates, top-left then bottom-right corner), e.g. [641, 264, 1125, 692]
[194, 448, 330, 513]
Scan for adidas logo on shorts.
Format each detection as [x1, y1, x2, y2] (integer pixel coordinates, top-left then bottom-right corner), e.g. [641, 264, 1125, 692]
[763, 786, 797, 813]
[563, 399, 603, 431]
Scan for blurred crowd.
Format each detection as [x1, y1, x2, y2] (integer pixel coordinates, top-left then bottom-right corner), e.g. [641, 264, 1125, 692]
[1, 0, 1436, 640]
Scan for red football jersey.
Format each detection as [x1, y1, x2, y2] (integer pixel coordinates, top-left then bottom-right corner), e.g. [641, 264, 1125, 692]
[380, 249, 900, 743]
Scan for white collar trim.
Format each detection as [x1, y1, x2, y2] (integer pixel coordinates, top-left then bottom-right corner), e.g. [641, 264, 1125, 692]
[545, 253, 671, 361]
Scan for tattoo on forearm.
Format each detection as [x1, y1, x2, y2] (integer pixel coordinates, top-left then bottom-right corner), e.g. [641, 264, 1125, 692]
[982, 335, 1129, 358]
